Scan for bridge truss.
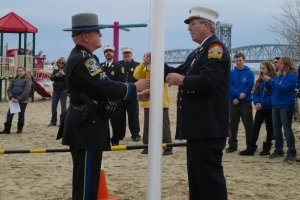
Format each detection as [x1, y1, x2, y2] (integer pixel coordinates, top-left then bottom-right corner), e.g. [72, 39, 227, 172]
[164, 44, 300, 64]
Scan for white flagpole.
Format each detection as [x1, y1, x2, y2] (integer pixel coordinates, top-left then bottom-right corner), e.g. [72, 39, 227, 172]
[146, 0, 165, 199]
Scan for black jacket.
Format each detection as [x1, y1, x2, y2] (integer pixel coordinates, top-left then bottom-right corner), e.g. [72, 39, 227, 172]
[50, 69, 66, 91]
[100, 61, 125, 82]
[100, 61, 125, 103]
[117, 59, 139, 83]
[58, 45, 138, 151]
[164, 35, 230, 140]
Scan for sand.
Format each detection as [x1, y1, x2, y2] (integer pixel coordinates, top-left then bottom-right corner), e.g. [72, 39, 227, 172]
[0, 83, 300, 200]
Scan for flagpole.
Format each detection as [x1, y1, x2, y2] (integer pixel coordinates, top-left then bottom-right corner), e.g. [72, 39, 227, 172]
[147, 0, 165, 199]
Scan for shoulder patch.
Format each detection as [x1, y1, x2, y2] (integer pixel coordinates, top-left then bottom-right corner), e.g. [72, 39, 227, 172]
[84, 58, 102, 76]
[208, 44, 223, 59]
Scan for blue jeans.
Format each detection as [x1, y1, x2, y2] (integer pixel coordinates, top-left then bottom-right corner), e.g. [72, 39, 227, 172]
[51, 89, 67, 124]
[272, 106, 296, 157]
[6, 102, 28, 124]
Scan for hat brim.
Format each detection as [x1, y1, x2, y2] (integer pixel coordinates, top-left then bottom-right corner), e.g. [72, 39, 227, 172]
[104, 48, 114, 52]
[184, 17, 200, 24]
[63, 25, 109, 31]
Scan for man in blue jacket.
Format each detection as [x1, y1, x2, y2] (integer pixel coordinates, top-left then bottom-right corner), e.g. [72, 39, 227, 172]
[227, 53, 254, 153]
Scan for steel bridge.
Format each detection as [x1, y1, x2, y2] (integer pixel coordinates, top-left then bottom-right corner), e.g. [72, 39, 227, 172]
[165, 44, 300, 64]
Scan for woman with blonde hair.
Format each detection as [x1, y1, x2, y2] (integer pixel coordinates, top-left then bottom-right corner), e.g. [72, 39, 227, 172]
[262, 57, 297, 163]
[47, 57, 67, 127]
[239, 61, 276, 156]
[0, 66, 31, 134]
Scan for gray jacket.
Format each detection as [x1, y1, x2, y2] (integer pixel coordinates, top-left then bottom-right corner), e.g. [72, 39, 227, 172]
[7, 77, 31, 101]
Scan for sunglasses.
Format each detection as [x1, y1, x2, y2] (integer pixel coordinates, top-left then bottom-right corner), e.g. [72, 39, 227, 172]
[71, 29, 100, 37]
[58, 62, 64, 64]
[85, 29, 100, 34]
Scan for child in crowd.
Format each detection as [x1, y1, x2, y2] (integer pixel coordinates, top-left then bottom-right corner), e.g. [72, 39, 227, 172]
[239, 61, 276, 156]
[0, 66, 31, 134]
[262, 57, 297, 163]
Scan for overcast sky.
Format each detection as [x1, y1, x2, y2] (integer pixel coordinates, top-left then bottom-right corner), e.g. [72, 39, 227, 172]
[0, 0, 285, 63]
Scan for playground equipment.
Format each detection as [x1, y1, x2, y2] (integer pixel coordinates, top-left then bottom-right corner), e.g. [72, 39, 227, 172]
[100, 22, 147, 61]
[1, 47, 52, 100]
[0, 12, 52, 101]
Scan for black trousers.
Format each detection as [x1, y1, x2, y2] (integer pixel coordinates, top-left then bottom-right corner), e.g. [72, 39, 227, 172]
[229, 102, 253, 148]
[110, 103, 122, 145]
[70, 146, 103, 200]
[119, 101, 140, 139]
[187, 138, 227, 200]
[250, 108, 273, 147]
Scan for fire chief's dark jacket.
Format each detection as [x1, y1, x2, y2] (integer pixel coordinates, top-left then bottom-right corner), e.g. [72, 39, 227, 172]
[57, 45, 138, 151]
[117, 59, 139, 83]
[164, 35, 230, 140]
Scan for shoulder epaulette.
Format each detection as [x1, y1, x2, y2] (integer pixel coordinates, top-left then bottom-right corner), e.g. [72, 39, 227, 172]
[94, 54, 100, 64]
[81, 50, 91, 58]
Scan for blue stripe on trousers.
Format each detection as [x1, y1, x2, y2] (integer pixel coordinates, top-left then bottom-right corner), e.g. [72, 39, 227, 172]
[84, 151, 92, 200]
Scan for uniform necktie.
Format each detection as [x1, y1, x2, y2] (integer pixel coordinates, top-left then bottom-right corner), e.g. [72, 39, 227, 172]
[106, 63, 109, 68]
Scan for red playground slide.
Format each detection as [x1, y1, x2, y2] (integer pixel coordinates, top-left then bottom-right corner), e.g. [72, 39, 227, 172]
[29, 80, 52, 98]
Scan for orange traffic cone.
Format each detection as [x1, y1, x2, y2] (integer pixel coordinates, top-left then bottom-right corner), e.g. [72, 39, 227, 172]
[97, 162, 119, 200]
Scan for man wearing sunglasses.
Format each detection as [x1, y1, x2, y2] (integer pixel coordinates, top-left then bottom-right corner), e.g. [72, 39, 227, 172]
[59, 13, 150, 200]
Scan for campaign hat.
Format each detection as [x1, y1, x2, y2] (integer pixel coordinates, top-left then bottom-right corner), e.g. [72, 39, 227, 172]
[63, 13, 108, 31]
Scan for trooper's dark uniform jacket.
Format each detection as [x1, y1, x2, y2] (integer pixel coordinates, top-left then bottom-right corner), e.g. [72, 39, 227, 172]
[57, 45, 138, 151]
[164, 35, 230, 140]
[117, 60, 139, 83]
[100, 61, 125, 103]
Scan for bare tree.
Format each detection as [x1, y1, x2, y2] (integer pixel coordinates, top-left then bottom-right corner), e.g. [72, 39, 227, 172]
[267, 0, 300, 59]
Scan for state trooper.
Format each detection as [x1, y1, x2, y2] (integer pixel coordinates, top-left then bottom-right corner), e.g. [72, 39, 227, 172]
[57, 13, 150, 200]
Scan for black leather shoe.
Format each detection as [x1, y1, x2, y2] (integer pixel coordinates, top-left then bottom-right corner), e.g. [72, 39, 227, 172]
[132, 137, 141, 142]
[259, 150, 270, 156]
[163, 148, 173, 156]
[239, 149, 254, 156]
[226, 146, 237, 153]
[141, 149, 148, 154]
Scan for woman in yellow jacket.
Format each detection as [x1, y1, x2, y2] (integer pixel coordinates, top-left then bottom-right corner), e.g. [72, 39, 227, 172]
[133, 62, 173, 155]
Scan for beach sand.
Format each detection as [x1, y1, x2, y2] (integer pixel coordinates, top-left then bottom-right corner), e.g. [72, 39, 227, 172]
[0, 84, 300, 200]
